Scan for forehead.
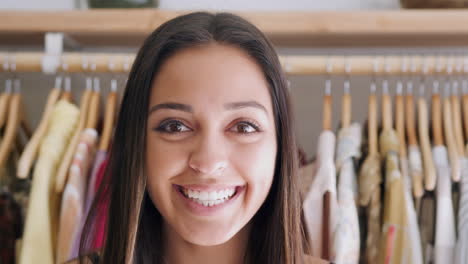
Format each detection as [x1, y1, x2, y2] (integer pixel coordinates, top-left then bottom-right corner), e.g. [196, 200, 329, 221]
[150, 43, 272, 110]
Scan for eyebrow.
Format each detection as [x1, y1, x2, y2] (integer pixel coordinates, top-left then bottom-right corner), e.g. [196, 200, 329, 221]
[149, 102, 193, 114]
[148, 101, 268, 115]
[224, 101, 267, 114]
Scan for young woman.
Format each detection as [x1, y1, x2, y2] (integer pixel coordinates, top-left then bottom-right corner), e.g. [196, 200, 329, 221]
[79, 11, 330, 264]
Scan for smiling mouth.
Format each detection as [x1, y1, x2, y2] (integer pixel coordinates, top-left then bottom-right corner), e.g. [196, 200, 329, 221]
[175, 185, 240, 207]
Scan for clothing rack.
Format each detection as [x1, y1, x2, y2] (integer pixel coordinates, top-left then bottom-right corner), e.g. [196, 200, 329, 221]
[2, 52, 468, 75]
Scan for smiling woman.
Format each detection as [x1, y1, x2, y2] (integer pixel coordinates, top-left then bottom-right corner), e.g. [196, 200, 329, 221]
[78, 11, 329, 264]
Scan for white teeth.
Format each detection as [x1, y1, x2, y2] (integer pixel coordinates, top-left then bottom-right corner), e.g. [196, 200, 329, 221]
[199, 192, 209, 200]
[182, 186, 237, 207]
[208, 192, 217, 200]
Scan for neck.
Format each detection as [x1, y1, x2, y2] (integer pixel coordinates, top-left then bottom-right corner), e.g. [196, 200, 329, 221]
[163, 222, 251, 264]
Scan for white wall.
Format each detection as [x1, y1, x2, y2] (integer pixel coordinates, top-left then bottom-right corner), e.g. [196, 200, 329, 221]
[158, 0, 400, 10]
[0, 0, 400, 10]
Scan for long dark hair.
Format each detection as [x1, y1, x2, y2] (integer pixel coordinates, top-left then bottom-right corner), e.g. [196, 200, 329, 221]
[81, 11, 309, 264]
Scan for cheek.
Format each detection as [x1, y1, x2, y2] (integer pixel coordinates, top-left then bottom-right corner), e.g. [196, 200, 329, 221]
[233, 136, 277, 206]
[146, 135, 189, 180]
[145, 134, 189, 213]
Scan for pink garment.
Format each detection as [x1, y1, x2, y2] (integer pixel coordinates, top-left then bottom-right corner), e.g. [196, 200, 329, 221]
[84, 150, 107, 214]
[56, 129, 98, 263]
[92, 157, 109, 250]
[71, 150, 107, 257]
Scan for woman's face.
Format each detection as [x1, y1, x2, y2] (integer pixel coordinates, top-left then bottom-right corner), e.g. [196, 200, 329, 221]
[146, 43, 277, 246]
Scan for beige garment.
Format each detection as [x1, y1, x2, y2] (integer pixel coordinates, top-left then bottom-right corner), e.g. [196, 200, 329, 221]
[455, 158, 468, 264]
[57, 129, 98, 263]
[433, 146, 456, 264]
[400, 157, 423, 264]
[359, 153, 381, 264]
[303, 130, 338, 261]
[408, 145, 424, 207]
[334, 123, 361, 264]
[19, 100, 80, 264]
[378, 129, 411, 264]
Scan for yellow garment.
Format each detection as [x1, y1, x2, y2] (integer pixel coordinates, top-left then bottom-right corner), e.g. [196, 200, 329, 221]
[378, 129, 410, 264]
[19, 100, 80, 264]
[358, 154, 381, 264]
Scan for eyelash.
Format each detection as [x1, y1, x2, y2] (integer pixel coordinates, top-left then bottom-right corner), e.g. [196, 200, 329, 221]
[154, 118, 262, 135]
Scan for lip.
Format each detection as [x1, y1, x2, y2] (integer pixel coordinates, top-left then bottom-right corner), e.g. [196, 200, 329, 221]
[176, 184, 240, 192]
[173, 184, 245, 216]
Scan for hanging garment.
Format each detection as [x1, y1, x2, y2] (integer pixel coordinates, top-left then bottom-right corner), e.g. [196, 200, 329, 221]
[454, 158, 468, 264]
[84, 150, 107, 216]
[408, 145, 424, 209]
[432, 146, 456, 264]
[400, 156, 424, 264]
[0, 190, 22, 264]
[90, 157, 109, 250]
[378, 129, 411, 264]
[419, 191, 436, 264]
[334, 123, 361, 264]
[57, 128, 98, 263]
[358, 153, 382, 263]
[303, 130, 338, 261]
[71, 149, 108, 257]
[19, 100, 80, 264]
[0, 129, 28, 264]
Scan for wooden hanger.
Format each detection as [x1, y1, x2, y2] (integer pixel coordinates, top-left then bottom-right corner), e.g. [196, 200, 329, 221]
[382, 84, 392, 132]
[85, 78, 100, 130]
[463, 85, 468, 149]
[341, 61, 352, 129]
[341, 86, 351, 129]
[406, 85, 424, 197]
[406, 91, 418, 147]
[0, 81, 22, 169]
[395, 83, 407, 158]
[418, 91, 437, 191]
[0, 86, 11, 129]
[17, 79, 62, 179]
[99, 80, 118, 152]
[54, 79, 92, 193]
[450, 86, 465, 156]
[432, 91, 444, 146]
[443, 87, 461, 182]
[464, 88, 468, 148]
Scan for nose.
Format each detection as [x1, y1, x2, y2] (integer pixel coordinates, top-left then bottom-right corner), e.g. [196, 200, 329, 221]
[188, 130, 228, 176]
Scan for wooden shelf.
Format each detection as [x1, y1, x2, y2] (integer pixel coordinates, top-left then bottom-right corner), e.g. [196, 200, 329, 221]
[2, 9, 468, 47]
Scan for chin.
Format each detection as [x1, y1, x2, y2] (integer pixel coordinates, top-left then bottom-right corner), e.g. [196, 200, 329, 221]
[178, 221, 241, 246]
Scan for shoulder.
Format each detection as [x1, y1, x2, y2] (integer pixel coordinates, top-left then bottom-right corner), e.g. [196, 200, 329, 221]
[304, 255, 332, 264]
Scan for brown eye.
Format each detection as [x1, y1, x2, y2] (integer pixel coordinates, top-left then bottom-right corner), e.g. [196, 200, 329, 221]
[233, 121, 261, 134]
[155, 120, 191, 133]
